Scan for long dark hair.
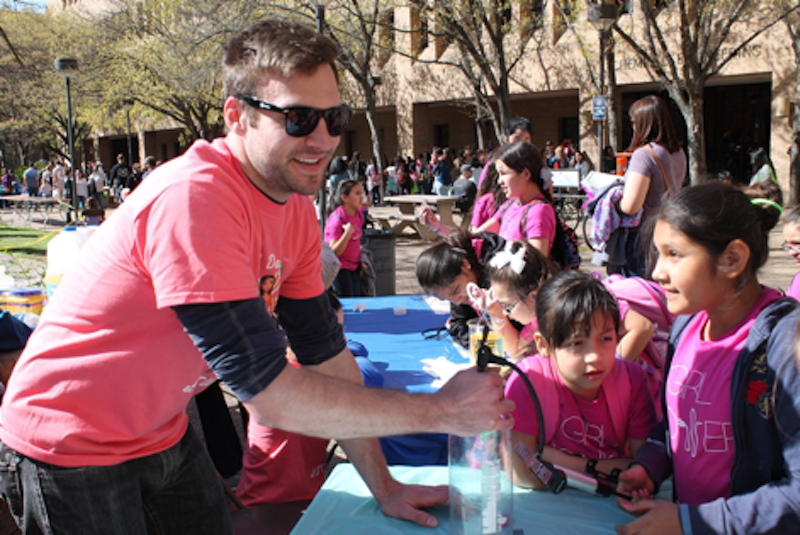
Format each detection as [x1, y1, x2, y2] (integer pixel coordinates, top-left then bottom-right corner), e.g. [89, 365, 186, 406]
[627, 95, 681, 154]
[645, 181, 768, 285]
[415, 229, 480, 295]
[494, 141, 553, 204]
[476, 159, 507, 214]
[328, 179, 360, 213]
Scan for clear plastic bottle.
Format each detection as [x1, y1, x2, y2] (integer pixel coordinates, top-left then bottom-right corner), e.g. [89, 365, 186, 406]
[44, 226, 96, 298]
[449, 429, 514, 534]
[0, 266, 14, 291]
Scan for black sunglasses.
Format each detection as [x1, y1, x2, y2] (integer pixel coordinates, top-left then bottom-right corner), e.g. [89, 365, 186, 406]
[237, 94, 353, 137]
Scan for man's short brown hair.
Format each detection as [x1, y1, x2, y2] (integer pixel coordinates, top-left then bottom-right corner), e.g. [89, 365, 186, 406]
[222, 19, 340, 100]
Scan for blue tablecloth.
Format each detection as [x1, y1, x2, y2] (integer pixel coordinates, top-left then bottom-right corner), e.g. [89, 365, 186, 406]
[291, 464, 635, 534]
[340, 295, 468, 394]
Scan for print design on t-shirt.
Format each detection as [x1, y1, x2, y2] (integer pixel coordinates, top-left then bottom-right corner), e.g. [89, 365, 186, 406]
[560, 417, 609, 458]
[259, 253, 284, 315]
[667, 364, 733, 458]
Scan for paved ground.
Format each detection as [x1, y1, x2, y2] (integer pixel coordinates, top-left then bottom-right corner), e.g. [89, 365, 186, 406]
[1, 201, 798, 293]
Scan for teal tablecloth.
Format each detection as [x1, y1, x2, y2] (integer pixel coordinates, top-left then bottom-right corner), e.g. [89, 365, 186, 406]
[292, 464, 637, 534]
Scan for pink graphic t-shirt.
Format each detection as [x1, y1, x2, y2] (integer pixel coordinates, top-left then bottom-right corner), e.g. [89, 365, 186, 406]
[493, 199, 556, 254]
[324, 206, 363, 271]
[506, 357, 656, 460]
[0, 138, 323, 467]
[667, 287, 780, 505]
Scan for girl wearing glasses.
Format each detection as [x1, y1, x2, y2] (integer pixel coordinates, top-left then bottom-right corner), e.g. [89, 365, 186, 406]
[504, 271, 657, 489]
[783, 205, 800, 299]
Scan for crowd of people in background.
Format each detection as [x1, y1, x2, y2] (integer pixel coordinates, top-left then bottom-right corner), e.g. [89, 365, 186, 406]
[0, 153, 162, 215]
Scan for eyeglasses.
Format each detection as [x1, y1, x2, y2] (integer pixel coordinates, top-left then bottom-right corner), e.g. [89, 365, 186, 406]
[498, 298, 522, 316]
[237, 95, 353, 137]
[782, 241, 800, 254]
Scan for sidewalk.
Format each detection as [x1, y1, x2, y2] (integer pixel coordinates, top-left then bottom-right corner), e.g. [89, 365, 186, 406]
[2, 202, 798, 294]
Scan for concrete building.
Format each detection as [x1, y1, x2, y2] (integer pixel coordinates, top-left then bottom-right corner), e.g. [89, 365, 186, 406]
[51, 0, 797, 189]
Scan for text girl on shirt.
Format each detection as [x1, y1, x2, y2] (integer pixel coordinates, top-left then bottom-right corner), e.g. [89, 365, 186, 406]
[616, 182, 800, 535]
[475, 141, 556, 257]
[484, 240, 553, 359]
[505, 271, 657, 489]
[324, 180, 364, 297]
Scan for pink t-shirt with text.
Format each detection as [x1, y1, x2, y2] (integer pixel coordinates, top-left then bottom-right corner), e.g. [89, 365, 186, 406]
[324, 206, 363, 270]
[493, 199, 556, 254]
[667, 287, 780, 505]
[506, 357, 656, 460]
[0, 138, 323, 467]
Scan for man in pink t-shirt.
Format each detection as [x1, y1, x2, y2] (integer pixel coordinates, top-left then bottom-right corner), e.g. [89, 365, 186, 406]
[0, 21, 513, 535]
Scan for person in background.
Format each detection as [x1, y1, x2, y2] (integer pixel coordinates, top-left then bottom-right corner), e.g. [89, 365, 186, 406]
[22, 164, 38, 197]
[432, 148, 453, 196]
[52, 160, 66, 200]
[142, 156, 157, 180]
[89, 161, 107, 208]
[602, 146, 616, 174]
[327, 155, 350, 195]
[74, 168, 88, 210]
[781, 205, 800, 299]
[82, 197, 105, 225]
[470, 160, 506, 230]
[1, 169, 15, 195]
[366, 156, 381, 206]
[451, 164, 477, 215]
[350, 151, 366, 186]
[126, 162, 143, 194]
[478, 117, 534, 189]
[325, 179, 364, 297]
[615, 95, 687, 277]
[748, 146, 777, 186]
[616, 182, 800, 535]
[109, 153, 131, 204]
[573, 150, 592, 182]
[0, 20, 512, 534]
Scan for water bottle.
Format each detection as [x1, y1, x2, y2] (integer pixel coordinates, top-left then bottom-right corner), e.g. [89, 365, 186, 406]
[44, 226, 96, 298]
[449, 429, 514, 534]
[0, 267, 14, 291]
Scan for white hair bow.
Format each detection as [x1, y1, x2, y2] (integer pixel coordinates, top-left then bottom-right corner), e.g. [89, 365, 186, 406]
[489, 242, 526, 274]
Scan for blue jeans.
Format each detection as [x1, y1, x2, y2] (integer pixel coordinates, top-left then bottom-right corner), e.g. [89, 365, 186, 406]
[0, 429, 232, 534]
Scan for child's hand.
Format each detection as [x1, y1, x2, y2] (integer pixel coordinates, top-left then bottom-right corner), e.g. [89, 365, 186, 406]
[615, 464, 655, 502]
[342, 222, 354, 237]
[417, 204, 438, 228]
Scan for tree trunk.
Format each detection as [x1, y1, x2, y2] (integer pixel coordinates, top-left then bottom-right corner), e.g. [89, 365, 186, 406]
[364, 92, 385, 201]
[791, 14, 800, 205]
[684, 97, 707, 185]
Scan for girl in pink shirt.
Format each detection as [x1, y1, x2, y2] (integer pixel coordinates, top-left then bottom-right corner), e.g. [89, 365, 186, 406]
[324, 180, 364, 296]
[504, 271, 657, 489]
[477, 141, 556, 257]
[617, 182, 800, 535]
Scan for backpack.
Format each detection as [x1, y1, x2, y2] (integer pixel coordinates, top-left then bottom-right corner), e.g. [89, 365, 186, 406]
[496, 199, 581, 271]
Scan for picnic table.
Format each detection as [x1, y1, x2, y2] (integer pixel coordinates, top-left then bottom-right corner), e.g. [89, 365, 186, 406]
[375, 194, 460, 241]
[1, 195, 67, 226]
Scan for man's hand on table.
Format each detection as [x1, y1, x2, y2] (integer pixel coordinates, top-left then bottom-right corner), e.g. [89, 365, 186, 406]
[434, 367, 515, 436]
[377, 479, 449, 528]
